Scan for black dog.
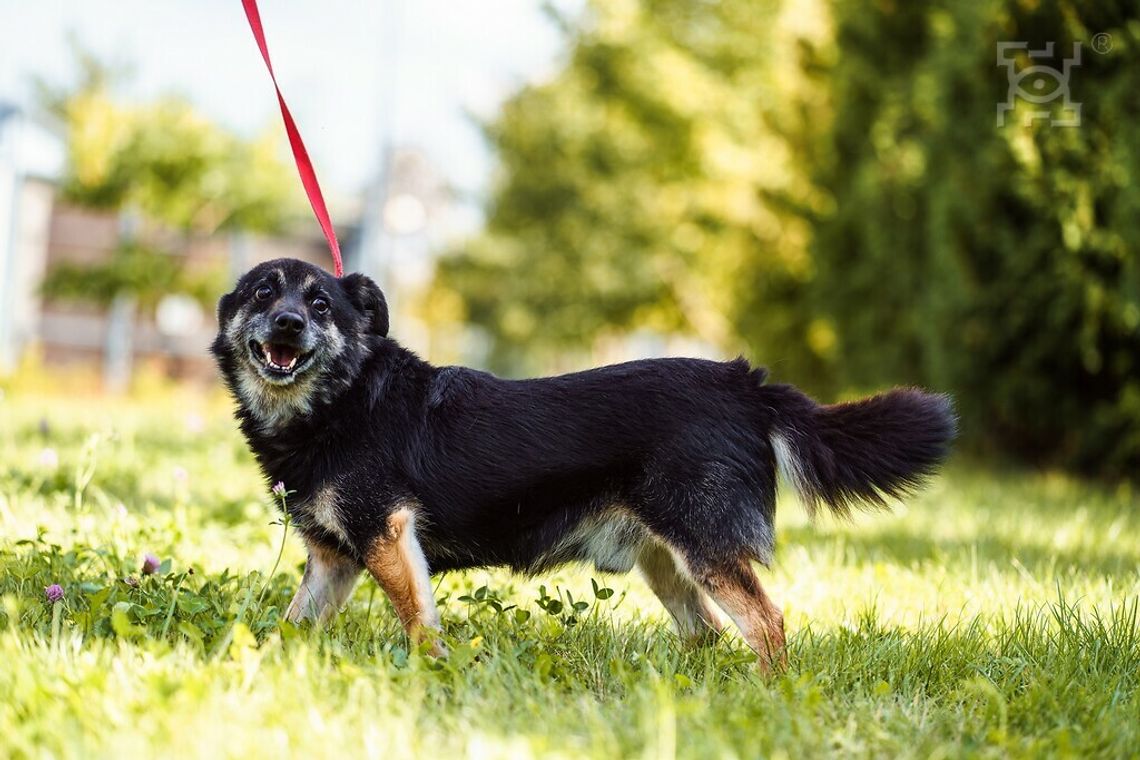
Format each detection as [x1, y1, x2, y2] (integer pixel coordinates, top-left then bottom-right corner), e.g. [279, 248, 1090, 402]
[212, 258, 955, 669]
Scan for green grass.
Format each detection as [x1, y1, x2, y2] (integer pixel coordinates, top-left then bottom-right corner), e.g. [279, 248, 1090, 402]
[1, 386, 1138, 758]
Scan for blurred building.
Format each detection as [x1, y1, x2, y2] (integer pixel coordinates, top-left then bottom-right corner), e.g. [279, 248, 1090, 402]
[39, 206, 340, 386]
[0, 102, 64, 371]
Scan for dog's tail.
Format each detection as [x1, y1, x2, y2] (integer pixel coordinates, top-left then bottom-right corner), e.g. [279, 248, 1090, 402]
[760, 384, 956, 518]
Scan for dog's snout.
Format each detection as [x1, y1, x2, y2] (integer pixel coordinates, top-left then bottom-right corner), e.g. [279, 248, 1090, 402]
[273, 311, 306, 335]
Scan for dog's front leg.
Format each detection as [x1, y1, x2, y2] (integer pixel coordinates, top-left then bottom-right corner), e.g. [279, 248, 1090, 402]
[285, 540, 362, 624]
[364, 507, 446, 656]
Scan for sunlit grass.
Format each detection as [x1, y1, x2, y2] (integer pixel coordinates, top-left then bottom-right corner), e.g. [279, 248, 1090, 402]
[1, 386, 1137, 758]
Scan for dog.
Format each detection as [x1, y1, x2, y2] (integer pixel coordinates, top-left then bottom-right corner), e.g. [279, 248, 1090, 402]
[212, 258, 956, 670]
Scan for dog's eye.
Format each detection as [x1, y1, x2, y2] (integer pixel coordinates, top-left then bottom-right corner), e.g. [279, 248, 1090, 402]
[312, 297, 330, 314]
[255, 286, 273, 302]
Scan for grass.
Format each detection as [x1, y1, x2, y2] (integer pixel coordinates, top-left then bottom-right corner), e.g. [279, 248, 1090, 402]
[0, 383, 1137, 759]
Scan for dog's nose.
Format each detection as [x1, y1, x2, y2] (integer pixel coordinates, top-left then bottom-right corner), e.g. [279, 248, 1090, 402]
[273, 311, 306, 335]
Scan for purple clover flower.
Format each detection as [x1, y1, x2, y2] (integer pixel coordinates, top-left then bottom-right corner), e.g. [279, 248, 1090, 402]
[45, 584, 64, 603]
[141, 553, 161, 575]
[272, 481, 287, 498]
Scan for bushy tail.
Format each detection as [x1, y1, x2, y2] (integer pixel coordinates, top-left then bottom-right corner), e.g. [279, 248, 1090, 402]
[763, 385, 957, 518]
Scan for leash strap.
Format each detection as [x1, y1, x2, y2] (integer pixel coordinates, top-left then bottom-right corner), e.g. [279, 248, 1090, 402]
[241, 0, 344, 277]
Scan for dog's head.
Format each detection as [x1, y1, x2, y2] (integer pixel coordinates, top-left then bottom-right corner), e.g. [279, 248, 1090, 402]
[211, 258, 388, 427]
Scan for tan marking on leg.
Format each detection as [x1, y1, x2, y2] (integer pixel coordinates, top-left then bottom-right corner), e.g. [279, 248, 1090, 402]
[697, 560, 786, 673]
[285, 540, 361, 624]
[637, 542, 723, 644]
[364, 507, 445, 656]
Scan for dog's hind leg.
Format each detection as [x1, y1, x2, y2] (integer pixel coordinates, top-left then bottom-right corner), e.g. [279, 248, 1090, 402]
[691, 557, 786, 673]
[364, 506, 446, 657]
[634, 459, 783, 669]
[637, 541, 723, 644]
[285, 540, 362, 624]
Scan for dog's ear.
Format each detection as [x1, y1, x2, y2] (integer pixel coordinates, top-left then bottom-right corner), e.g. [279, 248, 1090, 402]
[340, 273, 389, 336]
[216, 290, 237, 325]
[211, 289, 240, 360]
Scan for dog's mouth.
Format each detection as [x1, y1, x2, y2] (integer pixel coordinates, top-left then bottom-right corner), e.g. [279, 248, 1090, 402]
[248, 340, 313, 379]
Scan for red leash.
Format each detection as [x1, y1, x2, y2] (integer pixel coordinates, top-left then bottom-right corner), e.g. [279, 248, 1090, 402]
[241, 0, 344, 277]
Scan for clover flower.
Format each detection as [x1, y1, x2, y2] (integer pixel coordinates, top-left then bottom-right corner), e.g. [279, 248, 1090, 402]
[272, 481, 287, 498]
[45, 584, 64, 603]
[141, 553, 161, 575]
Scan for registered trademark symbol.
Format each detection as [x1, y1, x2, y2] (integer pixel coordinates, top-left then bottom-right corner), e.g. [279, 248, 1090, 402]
[1092, 33, 1112, 54]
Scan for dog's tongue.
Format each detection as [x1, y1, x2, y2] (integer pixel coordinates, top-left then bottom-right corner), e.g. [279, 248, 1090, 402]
[268, 343, 298, 367]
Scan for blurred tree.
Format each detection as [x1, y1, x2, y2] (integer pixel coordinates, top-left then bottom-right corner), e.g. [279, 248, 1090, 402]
[39, 242, 219, 312]
[788, 1, 1140, 477]
[37, 44, 299, 310]
[38, 44, 297, 236]
[435, 0, 829, 378]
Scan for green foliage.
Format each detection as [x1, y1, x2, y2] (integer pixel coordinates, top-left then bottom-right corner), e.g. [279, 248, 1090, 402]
[39, 47, 299, 234]
[438, 1, 1140, 478]
[792, 1, 1140, 477]
[0, 387, 1138, 756]
[436, 0, 824, 376]
[40, 241, 223, 310]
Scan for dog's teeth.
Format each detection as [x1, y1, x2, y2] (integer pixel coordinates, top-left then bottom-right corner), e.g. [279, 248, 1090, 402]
[257, 341, 299, 372]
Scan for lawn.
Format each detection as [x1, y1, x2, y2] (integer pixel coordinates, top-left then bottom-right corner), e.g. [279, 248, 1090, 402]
[0, 382, 1137, 758]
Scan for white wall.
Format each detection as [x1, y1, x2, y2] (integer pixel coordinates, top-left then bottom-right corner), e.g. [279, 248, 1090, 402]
[0, 106, 64, 371]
